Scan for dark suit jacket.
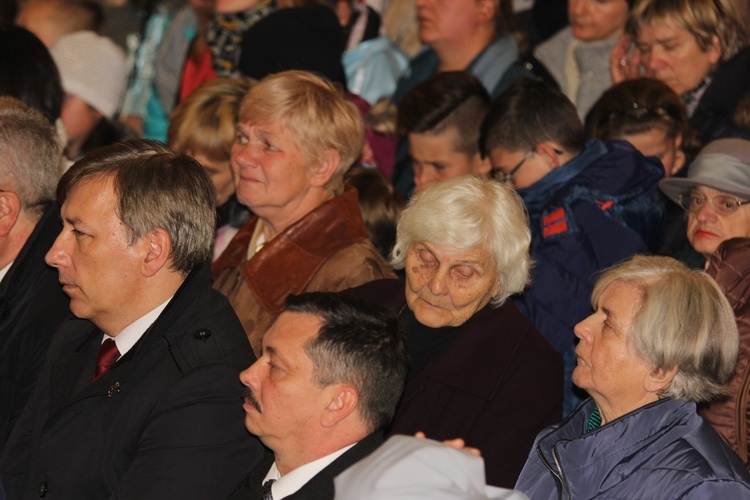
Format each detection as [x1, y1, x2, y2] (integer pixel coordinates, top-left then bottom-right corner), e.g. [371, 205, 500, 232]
[0, 264, 263, 499]
[348, 279, 563, 488]
[0, 206, 70, 451]
[227, 432, 384, 499]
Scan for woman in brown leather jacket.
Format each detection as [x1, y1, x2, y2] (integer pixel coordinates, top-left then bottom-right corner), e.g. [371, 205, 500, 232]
[211, 71, 394, 356]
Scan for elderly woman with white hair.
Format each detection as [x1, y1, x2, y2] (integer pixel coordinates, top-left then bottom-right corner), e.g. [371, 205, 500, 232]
[516, 255, 750, 498]
[348, 175, 563, 488]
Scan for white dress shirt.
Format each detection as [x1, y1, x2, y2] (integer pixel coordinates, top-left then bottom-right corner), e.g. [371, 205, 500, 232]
[0, 261, 12, 283]
[101, 297, 172, 357]
[263, 443, 356, 499]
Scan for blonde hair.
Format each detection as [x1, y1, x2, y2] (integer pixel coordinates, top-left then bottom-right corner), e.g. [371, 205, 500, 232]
[629, 0, 747, 62]
[168, 78, 250, 162]
[238, 70, 364, 192]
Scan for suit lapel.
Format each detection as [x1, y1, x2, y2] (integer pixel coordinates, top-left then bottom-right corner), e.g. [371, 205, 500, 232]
[48, 323, 101, 416]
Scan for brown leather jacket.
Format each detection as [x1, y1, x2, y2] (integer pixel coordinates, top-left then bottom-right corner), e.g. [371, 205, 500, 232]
[702, 237, 750, 468]
[211, 187, 395, 355]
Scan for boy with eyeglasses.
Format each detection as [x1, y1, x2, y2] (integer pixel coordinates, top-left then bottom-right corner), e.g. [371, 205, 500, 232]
[479, 77, 665, 416]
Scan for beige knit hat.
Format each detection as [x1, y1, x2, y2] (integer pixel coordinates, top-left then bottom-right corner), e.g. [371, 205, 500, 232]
[51, 31, 127, 119]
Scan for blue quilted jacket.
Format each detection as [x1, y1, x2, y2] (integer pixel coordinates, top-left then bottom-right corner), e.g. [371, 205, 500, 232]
[513, 139, 664, 354]
[517, 398, 750, 499]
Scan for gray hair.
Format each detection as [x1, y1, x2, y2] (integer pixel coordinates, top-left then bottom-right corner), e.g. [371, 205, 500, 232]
[0, 96, 62, 220]
[593, 255, 738, 403]
[390, 175, 531, 305]
[57, 139, 216, 275]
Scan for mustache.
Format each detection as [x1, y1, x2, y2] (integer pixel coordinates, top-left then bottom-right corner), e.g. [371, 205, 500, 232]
[243, 387, 261, 413]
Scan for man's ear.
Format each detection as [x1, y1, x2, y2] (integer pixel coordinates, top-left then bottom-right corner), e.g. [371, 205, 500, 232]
[471, 153, 492, 179]
[0, 191, 23, 237]
[707, 34, 722, 66]
[321, 384, 359, 427]
[670, 134, 686, 176]
[309, 149, 341, 189]
[535, 142, 564, 168]
[646, 365, 678, 394]
[141, 228, 172, 277]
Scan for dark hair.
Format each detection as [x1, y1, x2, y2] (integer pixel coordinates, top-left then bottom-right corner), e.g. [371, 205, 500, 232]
[494, 0, 516, 38]
[285, 292, 408, 432]
[586, 77, 701, 159]
[0, 3, 17, 24]
[0, 25, 62, 123]
[57, 139, 216, 274]
[344, 166, 402, 260]
[399, 71, 490, 158]
[479, 77, 585, 156]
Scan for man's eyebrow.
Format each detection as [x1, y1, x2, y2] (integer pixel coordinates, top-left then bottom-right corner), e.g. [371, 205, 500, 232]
[263, 345, 289, 366]
[63, 216, 84, 227]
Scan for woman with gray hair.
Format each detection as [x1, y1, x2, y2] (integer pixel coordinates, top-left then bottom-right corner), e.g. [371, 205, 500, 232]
[348, 175, 563, 488]
[517, 255, 750, 498]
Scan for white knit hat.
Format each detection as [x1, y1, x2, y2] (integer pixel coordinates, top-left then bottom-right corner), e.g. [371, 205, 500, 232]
[51, 31, 127, 119]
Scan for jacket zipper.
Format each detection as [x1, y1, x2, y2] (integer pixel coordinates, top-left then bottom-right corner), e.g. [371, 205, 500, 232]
[552, 446, 570, 500]
[736, 361, 750, 464]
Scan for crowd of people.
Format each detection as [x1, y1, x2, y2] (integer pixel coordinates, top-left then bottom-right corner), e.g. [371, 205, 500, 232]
[2, 0, 750, 498]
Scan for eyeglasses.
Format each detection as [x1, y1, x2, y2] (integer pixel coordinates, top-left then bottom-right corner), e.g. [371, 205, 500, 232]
[492, 150, 534, 183]
[677, 191, 750, 214]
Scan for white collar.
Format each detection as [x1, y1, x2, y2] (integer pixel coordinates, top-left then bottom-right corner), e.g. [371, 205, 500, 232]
[0, 261, 12, 283]
[263, 443, 356, 499]
[102, 297, 172, 356]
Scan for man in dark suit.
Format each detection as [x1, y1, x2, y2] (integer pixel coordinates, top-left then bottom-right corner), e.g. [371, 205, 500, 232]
[0, 140, 263, 499]
[0, 97, 69, 451]
[228, 292, 408, 499]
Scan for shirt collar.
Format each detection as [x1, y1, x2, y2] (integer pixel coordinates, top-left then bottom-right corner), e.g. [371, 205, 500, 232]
[102, 296, 173, 356]
[263, 443, 356, 499]
[0, 261, 12, 283]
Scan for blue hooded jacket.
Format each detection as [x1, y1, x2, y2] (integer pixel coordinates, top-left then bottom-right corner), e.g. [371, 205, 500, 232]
[513, 139, 664, 354]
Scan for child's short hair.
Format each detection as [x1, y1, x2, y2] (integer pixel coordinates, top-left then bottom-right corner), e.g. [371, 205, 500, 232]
[479, 77, 585, 156]
[398, 71, 490, 158]
[344, 166, 402, 260]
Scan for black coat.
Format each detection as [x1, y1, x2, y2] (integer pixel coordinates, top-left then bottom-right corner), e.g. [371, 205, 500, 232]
[691, 47, 750, 144]
[0, 265, 263, 499]
[0, 206, 69, 451]
[227, 432, 383, 499]
[348, 279, 563, 488]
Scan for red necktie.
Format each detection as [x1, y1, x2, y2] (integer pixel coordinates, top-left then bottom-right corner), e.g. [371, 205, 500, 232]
[91, 338, 120, 383]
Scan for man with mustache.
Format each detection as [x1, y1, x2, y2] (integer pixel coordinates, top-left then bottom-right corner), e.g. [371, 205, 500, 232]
[0, 140, 262, 499]
[228, 292, 408, 499]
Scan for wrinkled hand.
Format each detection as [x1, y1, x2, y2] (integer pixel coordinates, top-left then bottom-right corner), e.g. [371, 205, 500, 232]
[414, 431, 482, 456]
[610, 34, 643, 84]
